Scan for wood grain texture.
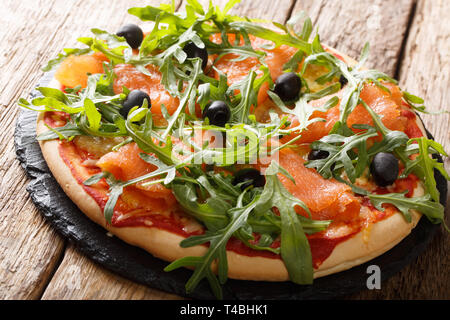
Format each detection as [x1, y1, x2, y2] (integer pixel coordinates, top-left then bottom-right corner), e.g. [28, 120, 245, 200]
[292, 0, 415, 76]
[0, 0, 70, 300]
[3, 0, 449, 300]
[351, 0, 450, 299]
[181, 0, 296, 22]
[41, 244, 183, 300]
[0, 0, 180, 300]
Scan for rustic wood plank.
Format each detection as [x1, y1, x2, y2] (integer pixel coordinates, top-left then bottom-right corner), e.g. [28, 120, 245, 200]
[349, 0, 450, 299]
[292, 0, 416, 76]
[0, 0, 71, 300]
[41, 244, 183, 300]
[0, 0, 179, 300]
[181, 0, 296, 22]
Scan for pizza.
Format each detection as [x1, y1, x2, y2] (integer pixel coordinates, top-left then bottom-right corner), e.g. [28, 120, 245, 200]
[19, 1, 449, 299]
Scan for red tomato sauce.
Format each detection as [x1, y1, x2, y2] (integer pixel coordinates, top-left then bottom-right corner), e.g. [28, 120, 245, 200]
[225, 232, 357, 268]
[401, 109, 424, 139]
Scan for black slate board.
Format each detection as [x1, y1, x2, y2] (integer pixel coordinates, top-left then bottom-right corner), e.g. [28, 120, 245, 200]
[14, 73, 448, 300]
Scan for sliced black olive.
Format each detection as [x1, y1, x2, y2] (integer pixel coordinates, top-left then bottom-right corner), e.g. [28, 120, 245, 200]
[339, 74, 348, 87]
[232, 168, 266, 190]
[273, 72, 302, 102]
[370, 152, 399, 187]
[116, 24, 144, 49]
[308, 149, 329, 160]
[202, 101, 231, 127]
[183, 42, 208, 69]
[121, 90, 151, 118]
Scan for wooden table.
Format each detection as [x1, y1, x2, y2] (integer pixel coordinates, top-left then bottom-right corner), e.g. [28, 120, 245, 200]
[1, 0, 448, 300]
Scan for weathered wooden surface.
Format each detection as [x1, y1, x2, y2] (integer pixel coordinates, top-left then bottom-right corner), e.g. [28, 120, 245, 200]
[183, 0, 296, 22]
[386, 0, 450, 299]
[41, 244, 183, 300]
[1, 0, 449, 300]
[292, 0, 416, 76]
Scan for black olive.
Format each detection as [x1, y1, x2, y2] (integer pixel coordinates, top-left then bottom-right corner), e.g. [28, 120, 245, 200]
[121, 90, 151, 118]
[232, 168, 266, 190]
[370, 152, 399, 187]
[202, 101, 231, 127]
[116, 24, 144, 49]
[339, 74, 348, 87]
[183, 42, 208, 69]
[308, 149, 330, 160]
[273, 72, 302, 102]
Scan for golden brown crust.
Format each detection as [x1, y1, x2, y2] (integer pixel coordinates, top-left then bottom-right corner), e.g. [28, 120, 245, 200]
[36, 48, 426, 282]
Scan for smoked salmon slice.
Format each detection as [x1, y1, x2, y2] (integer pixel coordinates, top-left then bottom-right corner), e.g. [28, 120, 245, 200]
[258, 147, 361, 222]
[282, 82, 408, 145]
[211, 33, 298, 105]
[97, 143, 177, 211]
[113, 63, 180, 115]
[55, 52, 108, 88]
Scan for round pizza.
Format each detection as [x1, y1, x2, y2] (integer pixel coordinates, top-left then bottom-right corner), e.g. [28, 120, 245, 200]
[19, 1, 449, 299]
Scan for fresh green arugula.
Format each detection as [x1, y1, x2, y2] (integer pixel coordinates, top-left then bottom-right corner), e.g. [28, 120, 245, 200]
[368, 192, 445, 225]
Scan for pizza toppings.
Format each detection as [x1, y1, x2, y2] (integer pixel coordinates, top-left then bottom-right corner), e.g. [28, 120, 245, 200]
[339, 74, 348, 88]
[202, 100, 231, 127]
[273, 72, 302, 102]
[369, 152, 400, 187]
[232, 168, 266, 190]
[307, 149, 329, 161]
[183, 41, 209, 70]
[116, 24, 144, 49]
[18, 0, 449, 299]
[121, 89, 151, 117]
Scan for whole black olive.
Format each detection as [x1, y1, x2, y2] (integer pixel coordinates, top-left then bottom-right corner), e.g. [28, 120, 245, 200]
[308, 149, 330, 160]
[339, 74, 348, 87]
[273, 72, 302, 102]
[370, 152, 399, 187]
[121, 90, 151, 118]
[116, 24, 144, 49]
[202, 101, 231, 127]
[183, 42, 208, 69]
[232, 168, 266, 190]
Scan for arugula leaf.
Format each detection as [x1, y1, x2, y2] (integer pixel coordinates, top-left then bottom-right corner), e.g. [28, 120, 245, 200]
[172, 181, 231, 231]
[165, 191, 259, 299]
[368, 192, 445, 225]
[37, 123, 84, 141]
[305, 125, 378, 182]
[254, 161, 323, 284]
[402, 91, 448, 115]
[83, 98, 102, 131]
[166, 160, 329, 298]
[125, 108, 176, 165]
[402, 137, 450, 202]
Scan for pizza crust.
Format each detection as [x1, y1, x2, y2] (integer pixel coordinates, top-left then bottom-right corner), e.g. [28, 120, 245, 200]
[36, 48, 426, 282]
